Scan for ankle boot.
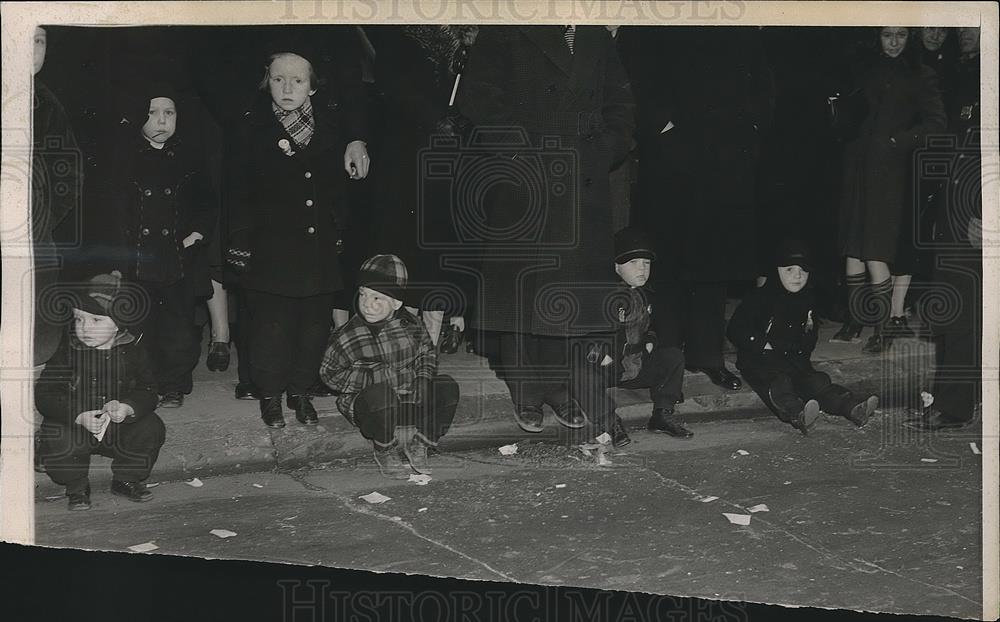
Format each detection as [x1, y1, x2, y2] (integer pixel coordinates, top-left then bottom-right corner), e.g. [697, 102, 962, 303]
[260, 396, 285, 428]
[287, 394, 318, 425]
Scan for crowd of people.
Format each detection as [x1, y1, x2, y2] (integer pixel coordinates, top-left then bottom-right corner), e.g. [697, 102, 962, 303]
[30, 25, 983, 510]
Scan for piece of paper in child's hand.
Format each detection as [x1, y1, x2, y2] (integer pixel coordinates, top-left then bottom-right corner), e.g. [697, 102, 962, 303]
[723, 513, 752, 526]
[498, 444, 518, 456]
[359, 491, 391, 504]
[210, 529, 237, 539]
[128, 542, 159, 553]
[93, 414, 111, 442]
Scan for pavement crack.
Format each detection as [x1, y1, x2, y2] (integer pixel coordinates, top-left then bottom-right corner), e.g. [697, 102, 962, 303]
[332, 492, 516, 583]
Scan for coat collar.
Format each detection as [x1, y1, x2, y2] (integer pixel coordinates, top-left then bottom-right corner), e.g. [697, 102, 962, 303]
[247, 94, 340, 155]
[521, 26, 604, 96]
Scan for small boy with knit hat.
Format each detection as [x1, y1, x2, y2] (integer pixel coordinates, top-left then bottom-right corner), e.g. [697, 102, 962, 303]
[35, 270, 166, 510]
[575, 227, 692, 449]
[319, 255, 459, 478]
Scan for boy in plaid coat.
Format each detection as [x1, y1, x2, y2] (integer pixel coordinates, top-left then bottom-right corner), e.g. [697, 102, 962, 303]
[319, 255, 459, 478]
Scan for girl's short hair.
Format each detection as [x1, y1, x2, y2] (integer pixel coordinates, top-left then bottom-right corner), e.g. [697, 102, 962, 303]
[257, 52, 320, 91]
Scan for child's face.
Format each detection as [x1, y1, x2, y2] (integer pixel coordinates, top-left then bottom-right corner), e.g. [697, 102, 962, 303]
[33, 27, 46, 75]
[777, 265, 809, 293]
[880, 27, 909, 58]
[73, 308, 118, 348]
[142, 97, 177, 145]
[615, 258, 652, 288]
[358, 286, 402, 323]
[921, 27, 947, 52]
[959, 27, 980, 54]
[268, 54, 316, 111]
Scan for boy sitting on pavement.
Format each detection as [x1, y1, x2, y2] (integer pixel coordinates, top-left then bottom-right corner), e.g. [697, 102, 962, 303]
[36, 270, 166, 511]
[726, 240, 879, 434]
[577, 228, 693, 449]
[319, 255, 460, 479]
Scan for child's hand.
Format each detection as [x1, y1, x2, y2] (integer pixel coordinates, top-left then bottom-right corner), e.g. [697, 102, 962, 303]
[75, 410, 106, 434]
[102, 400, 134, 423]
[449, 316, 466, 332]
[645, 342, 653, 354]
[182, 232, 204, 248]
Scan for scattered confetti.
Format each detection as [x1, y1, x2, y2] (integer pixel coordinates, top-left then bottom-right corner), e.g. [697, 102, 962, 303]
[185, 478, 204, 488]
[359, 491, 391, 504]
[748, 504, 770, 513]
[735, 449, 750, 456]
[970, 443, 981, 455]
[783, 481, 791, 485]
[921, 458, 938, 463]
[210, 529, 237, 539]
[145, 482, 160, 488]
[535, 492, 542, 497]
[252, 484, 264, 489]
[597, 452, 613, 467]
[408, 474, 432, 486]
[699, 496, 719, 503]
[595, 432, 612, 445]
[128, 542, 159, 553]
[391, 516, 402, 522]
[417, 507, 428, 513]
[579, 447, 593, 458]
[560, 515, 569, 519]
[498, 444, 518, 456]
[555, 483, 567, 489]
[722, 513, 751, 526]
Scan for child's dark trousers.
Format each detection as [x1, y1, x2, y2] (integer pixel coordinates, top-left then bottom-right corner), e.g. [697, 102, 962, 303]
[738, 353, 855, 421]
[349, 375, 459, 447]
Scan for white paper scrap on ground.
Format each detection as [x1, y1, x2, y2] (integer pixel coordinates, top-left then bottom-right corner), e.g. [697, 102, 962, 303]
[185, 478, 204, 488]
[210, 529, 237, 539]
[595, 432, 612, 445]
[723, 513, 752, 526]
[359, 491, 391, 504]
[970, 443, 981, 455]
[921, 458, 939, 463]
[735, 449, 750, 456]
[700, 496, 719, 503]
[252, 483, 264, 488]
[408, 474, 432, 486]
[145, 482, 160, 488]
[417, 507, 428, 513]
[597, 452, 613, 467]
[498, 444, 518, 456]
[579, 447, 593, 458]
[783, 481, 791, 485]
[555, 483, 567, 489]
[748, 504, 770, 513]
[128, 542, 159, 553]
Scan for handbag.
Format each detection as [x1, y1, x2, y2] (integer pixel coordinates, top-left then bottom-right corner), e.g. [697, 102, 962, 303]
[828, 88, 869, 141]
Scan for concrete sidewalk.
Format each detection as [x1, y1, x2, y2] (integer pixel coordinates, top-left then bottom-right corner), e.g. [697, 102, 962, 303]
[35, 321, 937, 493]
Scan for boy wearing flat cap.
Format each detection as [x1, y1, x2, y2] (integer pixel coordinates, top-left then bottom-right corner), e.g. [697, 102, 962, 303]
[319, 255, 459, 479]
[578, 228, 693, 448]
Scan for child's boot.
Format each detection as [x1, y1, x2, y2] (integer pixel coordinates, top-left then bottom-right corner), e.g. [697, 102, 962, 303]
[287, 394, 319, 425]
[402, 433, 434, 474]
[647, 407, 693, 438]
[67, 481, 91, 511]
[610, 416, 632, 448]
[844, 395, 879, 428]
[373, 442, 409, 480]
[769, 386, 819, 435]
[111, 480, 153, 503]
[260, 396, 285, 428]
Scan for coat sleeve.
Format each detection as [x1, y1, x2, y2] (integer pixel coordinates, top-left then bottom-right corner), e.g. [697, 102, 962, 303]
[119, 341, 158, 421]
[455, 27, 515, 127]
[600, 31, 637, 167]
[184, 165, 218, 241]
[224, 122, 255, 254]
[893, 65, 947, 151]
[726, 290, 770, 353]
[34, 337, 74, 424]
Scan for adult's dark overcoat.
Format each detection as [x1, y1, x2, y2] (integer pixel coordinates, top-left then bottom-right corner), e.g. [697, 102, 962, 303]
[457, 26, 635, 337]
[838, 53, 946, 264]
[227, 94, 349, 298]
[620, 26, 774, 283]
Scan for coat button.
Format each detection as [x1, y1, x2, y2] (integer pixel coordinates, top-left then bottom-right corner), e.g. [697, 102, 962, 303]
[141, 228, 150, 236]
[307, 226, 316, 234]
[143, 189, 152, 197]
[584, 178, 593, 186]
[164, 187, 172, 195]
[304, 171, 312, 179]
[546, 84, 556, 93]
[305, 199, 314, 207]
[161, 228, 170, 236]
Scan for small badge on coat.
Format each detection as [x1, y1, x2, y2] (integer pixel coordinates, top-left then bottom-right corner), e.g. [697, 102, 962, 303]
[278, 138, 296, 156]
[618, 307, 626, 323]
[805, 310, 814, 331]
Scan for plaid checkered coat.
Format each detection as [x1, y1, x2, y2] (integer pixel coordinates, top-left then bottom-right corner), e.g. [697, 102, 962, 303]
[319, 309, 437, 418]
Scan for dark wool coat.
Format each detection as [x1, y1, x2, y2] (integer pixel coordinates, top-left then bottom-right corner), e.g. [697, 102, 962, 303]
[35, 331, 158, 426]
[838, 53, 946, 264]
[228, 94, 350, 298]
[106, 125, 216, 292]
[620, 26, 775, 282]
[726, 274, 819, 372]
[319, 309, 437, 418]
[457, 26, 635, 336]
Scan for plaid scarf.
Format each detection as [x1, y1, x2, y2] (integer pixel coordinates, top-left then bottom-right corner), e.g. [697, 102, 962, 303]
[272, 97, 314, 148]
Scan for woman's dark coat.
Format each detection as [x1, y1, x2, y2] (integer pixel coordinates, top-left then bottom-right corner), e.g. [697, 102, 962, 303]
[457, 26, 635, 336]
[620, 26, 774, 283]
[838, 53, 946, 264]
[227, 94, 350, 298]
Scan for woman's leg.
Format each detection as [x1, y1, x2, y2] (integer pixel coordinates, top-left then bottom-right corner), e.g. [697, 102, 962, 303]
[890, 274, 911, 318]
[207, 279, 230, 343]
[862, 260, 894, 353]
[832, 256, 866, 342]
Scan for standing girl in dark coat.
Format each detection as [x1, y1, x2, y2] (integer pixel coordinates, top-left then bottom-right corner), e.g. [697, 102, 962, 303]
[729, 241, 879, 434]
[107, 82, 217, 408]
[227, 50, 350, 428]
[832, 27, 945, 353]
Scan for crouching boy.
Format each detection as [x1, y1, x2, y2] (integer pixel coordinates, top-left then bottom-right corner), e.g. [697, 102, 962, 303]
[36, 271, 166, 511]
[319, 255, 459, 479]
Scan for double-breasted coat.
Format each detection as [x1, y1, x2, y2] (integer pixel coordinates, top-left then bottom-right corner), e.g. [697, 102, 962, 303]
[620, 26, 774, 283]
[228, 95, 350, 298]
[838, 54, 946, 264]
[457, 26, 635, 336]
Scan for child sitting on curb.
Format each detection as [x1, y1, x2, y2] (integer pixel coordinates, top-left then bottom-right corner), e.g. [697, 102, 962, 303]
[319, 255, 459, 479]
[727, 240, 879, 434]
[36, 270, 166, 510]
